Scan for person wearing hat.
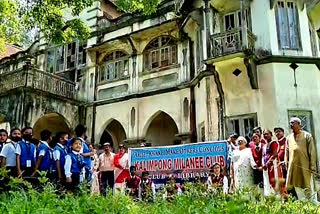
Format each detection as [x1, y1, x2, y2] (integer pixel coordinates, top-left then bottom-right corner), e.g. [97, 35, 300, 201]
[113, 144, 130, 194]
[285, 117, 317, 203]
[98, 142, 115, 196]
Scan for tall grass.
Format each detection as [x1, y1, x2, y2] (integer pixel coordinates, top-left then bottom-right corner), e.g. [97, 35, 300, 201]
[0, 177, 319, 214]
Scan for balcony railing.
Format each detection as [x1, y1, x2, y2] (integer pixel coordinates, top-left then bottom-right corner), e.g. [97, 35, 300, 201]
[210, 27, 256, 59]
[0, 66, 76, 99]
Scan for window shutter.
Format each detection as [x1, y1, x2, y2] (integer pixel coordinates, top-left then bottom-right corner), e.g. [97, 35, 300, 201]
[287, 2, 299, 49]
[276, 2, 290, 49]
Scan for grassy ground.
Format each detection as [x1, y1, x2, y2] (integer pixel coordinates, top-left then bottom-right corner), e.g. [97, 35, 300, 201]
[0, 179, 319, 214]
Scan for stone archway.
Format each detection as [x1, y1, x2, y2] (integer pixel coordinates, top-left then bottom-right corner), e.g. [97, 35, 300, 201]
[99, 119, 127, 152]
[33, 113, 71, 139]
[144, 111, 179, 146]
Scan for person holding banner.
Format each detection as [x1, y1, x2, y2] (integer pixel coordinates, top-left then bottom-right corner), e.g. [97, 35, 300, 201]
[207, 163, 228, 194]
[231, 136, 257, 191]
[114, 144, 130, 194]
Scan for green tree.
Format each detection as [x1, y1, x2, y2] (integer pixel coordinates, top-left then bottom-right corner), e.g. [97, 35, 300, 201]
[0, 0, 161, 55]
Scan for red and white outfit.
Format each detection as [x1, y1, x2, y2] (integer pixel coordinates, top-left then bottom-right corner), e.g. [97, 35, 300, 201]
[113, 152, 130, 193]
[262, 141, 286, 196]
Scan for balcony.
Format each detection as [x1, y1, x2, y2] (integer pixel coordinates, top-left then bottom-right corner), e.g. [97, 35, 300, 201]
[0, 66, 76, 99]
[210, 27, 256, 61]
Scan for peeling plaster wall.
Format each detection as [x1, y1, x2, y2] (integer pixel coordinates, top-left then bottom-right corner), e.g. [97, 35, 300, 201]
[0, 90, 83, 133]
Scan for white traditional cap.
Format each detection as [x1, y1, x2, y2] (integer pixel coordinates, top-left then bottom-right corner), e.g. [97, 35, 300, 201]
[236, 136, 247, 145]
[290, 117, 301, 124]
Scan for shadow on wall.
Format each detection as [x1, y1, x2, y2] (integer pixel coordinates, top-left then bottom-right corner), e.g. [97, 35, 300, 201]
[145, 112, 179, 146]
[33, 113, 71, 140]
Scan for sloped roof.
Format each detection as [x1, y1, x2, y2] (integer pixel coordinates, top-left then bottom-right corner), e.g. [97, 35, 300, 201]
[0, 44, 23, 60]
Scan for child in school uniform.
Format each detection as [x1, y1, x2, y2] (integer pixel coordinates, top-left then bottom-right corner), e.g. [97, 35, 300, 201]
[64, 138, 85, 193]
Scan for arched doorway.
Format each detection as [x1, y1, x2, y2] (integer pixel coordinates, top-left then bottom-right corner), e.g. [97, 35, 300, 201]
[33, 113, 71, 139]
[145, 111, 179, 146]
[99, 119, 127, 152]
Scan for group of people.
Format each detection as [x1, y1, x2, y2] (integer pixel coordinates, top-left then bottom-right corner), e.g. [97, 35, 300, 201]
[222, 117, 318, 203]
[0, 124, 158, 201]
[0, 116, 318, 203]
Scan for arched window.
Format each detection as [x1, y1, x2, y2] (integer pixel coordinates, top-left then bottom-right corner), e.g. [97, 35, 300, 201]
[143, 36, 178, 71]
[99, 51, 129, 82]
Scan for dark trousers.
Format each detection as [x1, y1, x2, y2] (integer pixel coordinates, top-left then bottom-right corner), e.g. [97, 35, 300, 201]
[66, 173, 80, 193]
[21, 167, 34, 177]
[6, 166, 17, 178]
[100, 171, 114, 196]
[253, 169, 263, 187]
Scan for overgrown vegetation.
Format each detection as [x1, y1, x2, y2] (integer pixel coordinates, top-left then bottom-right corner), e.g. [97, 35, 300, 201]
[0, 172, 319, 214]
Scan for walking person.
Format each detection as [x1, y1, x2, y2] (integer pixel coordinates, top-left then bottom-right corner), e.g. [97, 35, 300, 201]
[16, 127, 36, 178]
[99, 142, 115, 195]
[285, 117, 318, 203]
[230, 136, 257, 191]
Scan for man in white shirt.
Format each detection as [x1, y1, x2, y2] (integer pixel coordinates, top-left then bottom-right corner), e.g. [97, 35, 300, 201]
[98, 142, 115, 196]
[0, 128, 21, 177]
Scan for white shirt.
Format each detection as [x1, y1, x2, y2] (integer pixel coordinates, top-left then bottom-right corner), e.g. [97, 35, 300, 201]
[138, 179, 156, 200]
[53, 143, 65, 161]
[207, 174, 229, 194]
[0, 142, 17, 166]
[15, 140, 36, 158]
[64, 151, 82, 178]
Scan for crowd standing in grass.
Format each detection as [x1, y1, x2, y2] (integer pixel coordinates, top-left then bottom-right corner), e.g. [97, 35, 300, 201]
[0, 117, 318, 204]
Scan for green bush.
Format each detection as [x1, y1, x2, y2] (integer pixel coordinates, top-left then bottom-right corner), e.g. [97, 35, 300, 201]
[0, 178, 319, 214]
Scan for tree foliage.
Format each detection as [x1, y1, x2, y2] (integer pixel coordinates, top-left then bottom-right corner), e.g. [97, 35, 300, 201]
[115, 0, 161, 15]
[0, 0, 162, 55]
[0, 0, 22, 54]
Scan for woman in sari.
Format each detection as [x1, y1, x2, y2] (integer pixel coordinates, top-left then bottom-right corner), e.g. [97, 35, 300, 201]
[231, 136, 257, 191]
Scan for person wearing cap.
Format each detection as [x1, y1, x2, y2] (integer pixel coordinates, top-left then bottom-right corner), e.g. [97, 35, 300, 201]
[230, 136, 257, 191]
[113, 144, 130, 194]
[207, 163, 228, 194]
[98, 142, 115, 196]
[285, 117, 317, 203]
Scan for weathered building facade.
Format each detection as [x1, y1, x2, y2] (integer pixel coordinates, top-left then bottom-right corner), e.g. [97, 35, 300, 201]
[1, 0, 320, 157]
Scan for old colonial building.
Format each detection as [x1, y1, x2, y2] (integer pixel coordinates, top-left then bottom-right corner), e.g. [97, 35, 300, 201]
[1, 0, 320, 155]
